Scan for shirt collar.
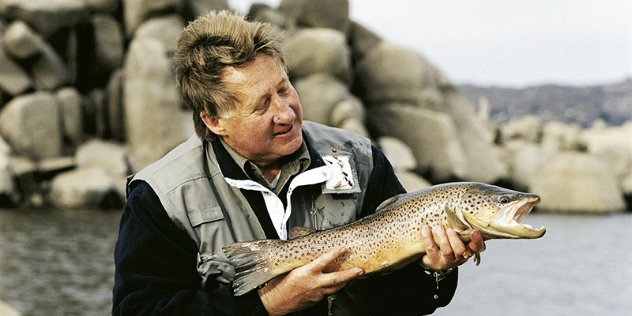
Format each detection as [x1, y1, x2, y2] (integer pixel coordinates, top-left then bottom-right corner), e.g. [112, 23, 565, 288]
[217, 137, 311, 193]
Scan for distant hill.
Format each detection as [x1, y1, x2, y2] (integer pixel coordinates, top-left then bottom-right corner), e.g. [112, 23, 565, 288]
[457, 78, 632, 127]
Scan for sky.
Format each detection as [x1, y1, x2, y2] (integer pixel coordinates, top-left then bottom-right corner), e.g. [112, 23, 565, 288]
[228, 0, 632, 88]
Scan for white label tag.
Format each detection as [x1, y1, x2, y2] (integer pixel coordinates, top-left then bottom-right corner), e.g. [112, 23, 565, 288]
[322, 155, 360, 193]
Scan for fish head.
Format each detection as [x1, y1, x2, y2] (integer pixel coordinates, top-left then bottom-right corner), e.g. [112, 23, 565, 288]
[458, 183, 546, 240]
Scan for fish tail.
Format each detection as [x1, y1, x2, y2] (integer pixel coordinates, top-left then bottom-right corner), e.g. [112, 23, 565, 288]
[222, 240, 283, 296]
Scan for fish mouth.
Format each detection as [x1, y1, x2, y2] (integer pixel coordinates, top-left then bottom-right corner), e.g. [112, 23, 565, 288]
[489, 194, 546, 239]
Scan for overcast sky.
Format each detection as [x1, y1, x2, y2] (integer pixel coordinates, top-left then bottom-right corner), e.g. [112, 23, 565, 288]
[228, 0, 632, 88]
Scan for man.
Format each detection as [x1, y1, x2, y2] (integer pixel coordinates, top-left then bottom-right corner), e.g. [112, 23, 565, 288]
[112, 10, 484, 316]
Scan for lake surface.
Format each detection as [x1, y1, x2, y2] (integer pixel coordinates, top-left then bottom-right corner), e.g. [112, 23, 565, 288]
[0, 208, 630, 316]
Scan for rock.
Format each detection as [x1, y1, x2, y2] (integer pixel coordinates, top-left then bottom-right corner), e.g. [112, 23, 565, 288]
[0, 41, 32, 95]
[123, 36, 193, 172]
[0, 152, 21, 207]
[355, 41, 443, 108]
[37, 156, 75, 179]
[284, 28, 352, 83]
[394, 170, 432, 193]
[89, 13, 125, 77]
[55, 87, 84, 149]
[347, 21, 382, 66]
[337, 118, 369, 138]
[541, 120, 584, 152]
[0, 136, 11, 155]
[4, 19, 72, 90]
[329, 97, 365, 127]
[80, 0, 119, 13]
[368, 103, 467, 182]
[135, 14, 185, 55]
[293, 73, 350, 125]
[0, 92, 63, 160]
[248, 4, 289, 28]
[182, 0, 230, 21]
[531, 152, 626, 213]
[31, 37, 72, 90]
[377, 136, 417, 172]
[443, 92, 508, 183]
[48, 167, 125, 209]
[0, 0, 89, 37]
[123, 0, 182, 37]
[2, 20, 46, 59]
[503, 140, 549, 190]
[105, 68, 125, 140]
[500, 115, 542, 143]
[0, 299, 22, 316]
[279, 0, 350, 32]
[75, 139, 129, 175]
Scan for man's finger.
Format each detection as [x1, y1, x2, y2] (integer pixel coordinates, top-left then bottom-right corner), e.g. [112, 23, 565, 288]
[307, 247, 348, 273]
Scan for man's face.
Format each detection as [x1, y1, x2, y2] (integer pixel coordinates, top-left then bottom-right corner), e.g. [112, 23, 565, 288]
[206, 54, 303, 168]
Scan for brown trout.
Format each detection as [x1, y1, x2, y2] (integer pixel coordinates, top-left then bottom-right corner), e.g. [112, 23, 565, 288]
[222, 182, 545, 296]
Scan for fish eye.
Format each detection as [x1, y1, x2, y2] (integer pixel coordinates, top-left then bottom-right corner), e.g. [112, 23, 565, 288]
[499, 196, 510, 204]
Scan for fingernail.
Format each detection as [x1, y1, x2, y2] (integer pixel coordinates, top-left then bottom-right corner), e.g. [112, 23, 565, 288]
[422, 226, 430, 234]
[472, 230, 480, 238]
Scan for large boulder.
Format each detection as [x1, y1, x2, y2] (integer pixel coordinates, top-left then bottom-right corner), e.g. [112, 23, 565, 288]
[284, 28, 352, 83]
[134, 14, 184, 55]
[541, 120, 584, 152]
[503, 140, 550, 191]
[442, 91, 508, 183]
[500, 115, 542, 143]
[355, 41, 444, 109]
[377, 136, 417, 172]
[55, 87, 84, 149]
[0, 151, 20, 207]
[82, 13, 124, 86]
[531, 152, 626, 213]
[123, 36, 193, 172]
[293, 73, 350, 125]
[279, 0, 350, 32]
[123, 0, 181, 37]
[3, 20, 43, 59]
[75, 139, 129, 176]
[368, 103, 467, 182]
[0, 0, 89, 37]
[0, 41, 32, 95]
[48, 167, 125, 209]
[182, 0, 230, 21]
[81, 0, 120, 13]
[0, 92, 63, 160]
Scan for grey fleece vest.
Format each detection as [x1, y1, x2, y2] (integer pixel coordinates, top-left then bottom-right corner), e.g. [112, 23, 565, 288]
[129, 121, 374, 289]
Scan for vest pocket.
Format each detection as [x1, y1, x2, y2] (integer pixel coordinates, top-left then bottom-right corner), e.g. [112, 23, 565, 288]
[188, 206, 224, 227]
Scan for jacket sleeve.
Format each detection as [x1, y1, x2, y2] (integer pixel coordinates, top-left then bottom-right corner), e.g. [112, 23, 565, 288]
[359, 145, 459, 315]
[112, 181, 268, 316]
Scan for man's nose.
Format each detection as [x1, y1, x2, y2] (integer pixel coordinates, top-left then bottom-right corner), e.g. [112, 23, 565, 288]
[272, 98, 295, 124]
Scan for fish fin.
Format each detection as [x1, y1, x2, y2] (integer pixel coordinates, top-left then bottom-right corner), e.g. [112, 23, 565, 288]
[444, 205, 469, 233]
[375, 193, 404, 213]
[222, 240, 283, 296]
[288, 226, 315, 239]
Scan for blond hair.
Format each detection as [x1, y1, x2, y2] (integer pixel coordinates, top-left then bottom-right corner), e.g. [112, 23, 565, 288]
[174, 10, 286, 139]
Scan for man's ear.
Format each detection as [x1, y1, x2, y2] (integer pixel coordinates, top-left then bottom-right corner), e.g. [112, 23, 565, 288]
[200, 111, 227, 136]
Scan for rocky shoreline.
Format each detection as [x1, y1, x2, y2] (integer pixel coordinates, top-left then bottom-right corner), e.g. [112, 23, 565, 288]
[0, 0, 630, 213]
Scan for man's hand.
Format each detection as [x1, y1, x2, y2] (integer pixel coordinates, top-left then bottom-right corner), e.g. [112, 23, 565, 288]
[258, 247, 365, 316]
[420, 225, 485, 271]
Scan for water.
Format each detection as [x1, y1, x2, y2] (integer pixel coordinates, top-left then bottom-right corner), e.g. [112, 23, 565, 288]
[0, 208, 120, 316]
[0, 209, 630, 316]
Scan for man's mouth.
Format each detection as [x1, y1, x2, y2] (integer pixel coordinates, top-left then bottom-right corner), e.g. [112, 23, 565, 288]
[275, 125, 293, 135]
